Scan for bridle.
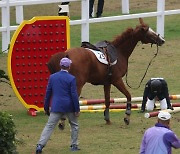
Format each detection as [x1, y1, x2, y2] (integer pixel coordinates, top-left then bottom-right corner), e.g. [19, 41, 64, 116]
[144, 27, 161, 45]
[125, 27, 160, 89]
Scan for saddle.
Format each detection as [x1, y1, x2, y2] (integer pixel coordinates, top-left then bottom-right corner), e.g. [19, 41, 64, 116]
[81, 40, 117, 65]
[81, 41, 118, 79]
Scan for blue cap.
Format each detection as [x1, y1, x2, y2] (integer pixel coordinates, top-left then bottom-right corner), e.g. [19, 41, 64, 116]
[60, 57, 72, 67]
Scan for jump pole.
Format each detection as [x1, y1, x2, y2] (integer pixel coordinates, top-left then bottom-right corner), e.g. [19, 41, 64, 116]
[80, 108, 138, 113]
[144, 107, 180, 118]
[79, 97, 142, 105]
[80, 103, 180, 110]
[79, 95, 180, 105]
[80, 104, 141, 110]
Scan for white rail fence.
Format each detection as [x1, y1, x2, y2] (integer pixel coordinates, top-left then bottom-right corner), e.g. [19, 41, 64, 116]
[0, 0, 180, 52]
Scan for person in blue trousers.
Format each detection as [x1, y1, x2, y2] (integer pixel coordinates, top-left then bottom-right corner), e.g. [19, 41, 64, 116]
[36, 57, 80, 153]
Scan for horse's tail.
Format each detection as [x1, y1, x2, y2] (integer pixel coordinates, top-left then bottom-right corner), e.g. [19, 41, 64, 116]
[47, 52, 67, 74]
[47, 61, 57, 74]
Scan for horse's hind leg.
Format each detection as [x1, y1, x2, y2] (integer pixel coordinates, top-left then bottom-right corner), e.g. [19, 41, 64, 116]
[112, 79, 132, 125]
[104, 84, 111, 125]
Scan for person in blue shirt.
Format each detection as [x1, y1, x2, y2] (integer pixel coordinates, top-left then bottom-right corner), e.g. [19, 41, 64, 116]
[36, 57, 80, 153]
[140, 111, 180, 154]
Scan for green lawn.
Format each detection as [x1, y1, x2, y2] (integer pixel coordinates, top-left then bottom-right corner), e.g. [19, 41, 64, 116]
[0, 1, 180, 153]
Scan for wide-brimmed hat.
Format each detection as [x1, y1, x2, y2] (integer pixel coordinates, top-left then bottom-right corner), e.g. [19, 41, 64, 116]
[158, 111, 171, 120]
[60, 57, 72, 67]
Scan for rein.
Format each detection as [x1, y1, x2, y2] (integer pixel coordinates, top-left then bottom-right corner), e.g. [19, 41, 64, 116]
[125, 43, 159, 89]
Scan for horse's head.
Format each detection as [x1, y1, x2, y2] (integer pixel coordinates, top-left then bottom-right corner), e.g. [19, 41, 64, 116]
[138, 18, 165, 46]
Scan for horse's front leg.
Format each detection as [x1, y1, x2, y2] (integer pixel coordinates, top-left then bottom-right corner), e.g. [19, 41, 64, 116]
[113, 79, 132, 125]
[104, 84, 111, 125]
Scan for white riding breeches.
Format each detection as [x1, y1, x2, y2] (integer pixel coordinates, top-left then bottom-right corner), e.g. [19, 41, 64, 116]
[146, 98, 167, 111]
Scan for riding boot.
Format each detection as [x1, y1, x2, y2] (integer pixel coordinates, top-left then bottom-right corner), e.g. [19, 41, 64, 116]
[167, 100, 174, 110]
[104, 108, 110, 121]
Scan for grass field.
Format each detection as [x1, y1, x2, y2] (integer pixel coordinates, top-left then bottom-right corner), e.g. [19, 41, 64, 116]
[0, 0, 180, 153]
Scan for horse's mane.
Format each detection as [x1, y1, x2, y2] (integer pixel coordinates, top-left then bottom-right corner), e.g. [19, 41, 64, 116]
[111, 28, 134, 46]
[111, 23, 149, 47]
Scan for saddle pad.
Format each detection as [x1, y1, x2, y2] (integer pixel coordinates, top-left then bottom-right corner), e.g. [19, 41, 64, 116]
[88, 49, 108, 65]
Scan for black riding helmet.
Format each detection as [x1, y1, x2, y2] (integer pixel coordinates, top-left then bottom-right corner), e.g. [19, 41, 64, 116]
[150, 79, 162, 93]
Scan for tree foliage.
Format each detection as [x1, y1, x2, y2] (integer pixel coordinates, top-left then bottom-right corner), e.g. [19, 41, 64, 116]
[0, 112, 17, 154]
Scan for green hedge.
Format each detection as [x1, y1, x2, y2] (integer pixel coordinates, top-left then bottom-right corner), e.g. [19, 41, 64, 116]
[0, 112, 17, 154]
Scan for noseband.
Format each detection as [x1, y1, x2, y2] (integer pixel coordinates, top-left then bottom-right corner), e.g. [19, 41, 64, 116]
[144, 27, 161, 45]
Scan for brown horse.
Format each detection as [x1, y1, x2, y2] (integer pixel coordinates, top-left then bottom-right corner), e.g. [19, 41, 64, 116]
[47, 18, 165, 125]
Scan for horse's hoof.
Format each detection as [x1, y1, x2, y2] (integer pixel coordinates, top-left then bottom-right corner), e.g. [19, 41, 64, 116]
[106, 120, 111, 125]
[124, 118, 130, 125]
